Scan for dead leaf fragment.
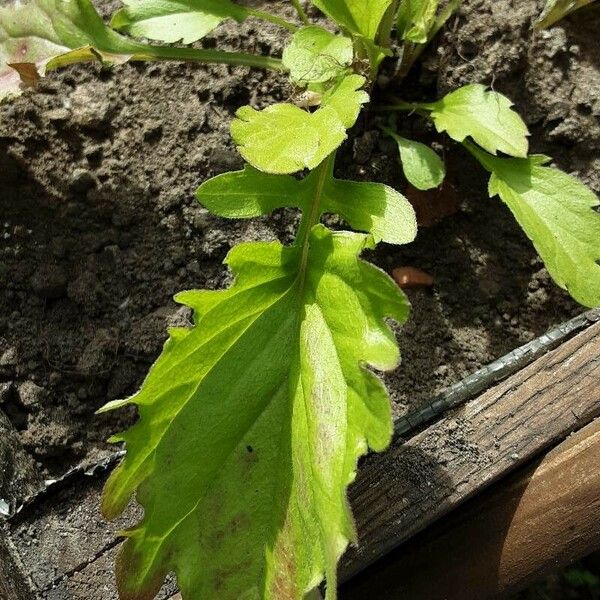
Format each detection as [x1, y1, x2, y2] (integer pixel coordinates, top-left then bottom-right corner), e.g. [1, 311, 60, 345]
[405, 180, 460, 227]
[392, 266, 434, 289]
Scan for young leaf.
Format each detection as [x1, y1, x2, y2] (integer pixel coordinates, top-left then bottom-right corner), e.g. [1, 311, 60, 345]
[534, 0, 596, 29]
[397, 0, 439, 44]
[422, 84, 530, 158]
[197, 163, 418, 245]
[101, 156, 411, 600]
[0, 0, 138, 100]
[110, 0, 248, 44]
[310, 0, 393, 40]
[282, 25, 353, 86]
[468, 143, 600, 307]
[231, 75, 368, 174]
[385, 129, 445, 190]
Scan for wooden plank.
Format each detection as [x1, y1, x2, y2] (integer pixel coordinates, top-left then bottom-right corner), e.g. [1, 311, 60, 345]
[341, 320, 600, 581]
[342, 417, 600, 600]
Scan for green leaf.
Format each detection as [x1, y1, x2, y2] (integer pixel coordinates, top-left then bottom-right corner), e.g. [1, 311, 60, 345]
[282, 25, 353, 86]
[385, 129, 445, 190]
[231, 75, 368, 174]
[468, 143, 600, 307]
[423, 84, 530, 158]
[110, 0, 248, 44]
[101, 156, 411, 600]
[0, 0, 138, 100]
[397, 0, 439, 44]
[534, 0, 596, 29]
[197, 163, 418, 245]
[310, 0, 393, 39]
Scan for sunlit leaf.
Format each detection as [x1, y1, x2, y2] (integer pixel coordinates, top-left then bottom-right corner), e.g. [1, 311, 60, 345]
[231, 75, 368, 174]
[469, 143, 600, 307]
[282, 25, 353, 86]
[197, 162, 417, 245]
[0, 0, 140, 101]
[385, 129, 445, 190]
[397, 0, 439, 44]
[309, 0, 393, 39]
[423, 83, 530, 158]
[110, 0, 248, 44]
[101, 155, 411, 600]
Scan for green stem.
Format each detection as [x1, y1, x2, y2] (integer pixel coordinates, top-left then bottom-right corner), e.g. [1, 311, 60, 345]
[296, 154, 335, 277]
[291, 0, 310, 25]
[378, 0, 399, 48]
[246, 7, 299, 32]
[398, 0, 461, 77]
[127, 42, 285, 71]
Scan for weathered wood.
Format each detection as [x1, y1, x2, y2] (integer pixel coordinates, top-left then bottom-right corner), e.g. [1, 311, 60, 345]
[341, 320, 600, 581]
[342, 417, 600, 599]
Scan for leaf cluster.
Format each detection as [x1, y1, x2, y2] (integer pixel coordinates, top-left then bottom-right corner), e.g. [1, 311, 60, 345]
[1, 1, 599, 600]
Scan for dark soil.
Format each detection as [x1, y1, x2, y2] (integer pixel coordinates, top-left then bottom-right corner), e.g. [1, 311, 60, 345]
[0, 0, 597, 478]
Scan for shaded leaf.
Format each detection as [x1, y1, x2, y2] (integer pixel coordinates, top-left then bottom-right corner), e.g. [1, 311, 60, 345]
[197, 162, 417, 245]
[397, 0, 439, 44]
[423, 83, 529, 158]
[282, 25, 353, 86]
[385, 130, 445, 190]
[231, 75, 368, 174]
[110, 0, 248, 44]
[469, 144, 600, 307]
[534, 0, 596, 29]
[310, 0, 393, 39]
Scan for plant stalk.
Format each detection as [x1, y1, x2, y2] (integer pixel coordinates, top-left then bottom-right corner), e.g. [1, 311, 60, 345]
[291, 0, 310, 25]
[296, 154, 335, 278]
[128, 44, 285, 72]
[246, 7, 299, 32]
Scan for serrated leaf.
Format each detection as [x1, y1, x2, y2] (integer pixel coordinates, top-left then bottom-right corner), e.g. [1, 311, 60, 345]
[282, 25, 353, 86]
[310, 0, 393, 39]
[101, 214, 410, 599]
[534, 0, 596, 29]
[469, 144, 600, 307]
[111, 0, 248, 44]
[423, 83, 530, 158]
[397, 0, 439, 44]
[385, 129, 445, 190]
[0, 0, 138, 101]
[197, 163, 417, 245]
[231, 75, 368, 174]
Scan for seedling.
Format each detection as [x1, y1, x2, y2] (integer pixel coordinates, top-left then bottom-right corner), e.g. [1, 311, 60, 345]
[1, 1, 599, 598]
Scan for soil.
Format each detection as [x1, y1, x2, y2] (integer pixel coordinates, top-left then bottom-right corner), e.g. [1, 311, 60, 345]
[0, 0, 598, 479]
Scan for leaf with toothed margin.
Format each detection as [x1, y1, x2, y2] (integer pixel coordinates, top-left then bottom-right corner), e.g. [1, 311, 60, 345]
[468, 143, 600, 307]
[196, 162, 417, 245]
[421, 84, 530, 158]
[99, 222, 410, 600]
[231, 75, 369, 174]
[282, 25, 353, 86]
[110, 0, 248, 44]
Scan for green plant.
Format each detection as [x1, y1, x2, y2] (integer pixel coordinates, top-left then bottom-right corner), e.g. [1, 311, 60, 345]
[534, 0, 598, 29]
[1, 1, 599, 599]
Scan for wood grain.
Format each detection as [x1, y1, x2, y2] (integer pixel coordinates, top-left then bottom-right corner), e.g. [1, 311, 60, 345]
[342, 417, 600, 599]
[341, 320, 600, 581]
